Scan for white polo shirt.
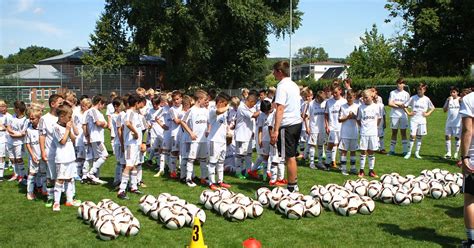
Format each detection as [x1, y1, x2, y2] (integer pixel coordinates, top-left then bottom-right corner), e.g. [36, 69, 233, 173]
[274, 77, 302, 127]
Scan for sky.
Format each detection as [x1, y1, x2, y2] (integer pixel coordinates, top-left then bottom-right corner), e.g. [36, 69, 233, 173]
[0, 0, 401, 59]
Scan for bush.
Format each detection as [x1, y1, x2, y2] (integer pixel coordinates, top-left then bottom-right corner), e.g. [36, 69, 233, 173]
[305, 76, 473, 107]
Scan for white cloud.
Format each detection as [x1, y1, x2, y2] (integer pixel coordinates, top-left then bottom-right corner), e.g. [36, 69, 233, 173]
[1, 18, 64, 36]
[17, 0, 34, 12]
[33, 7, 43, 14]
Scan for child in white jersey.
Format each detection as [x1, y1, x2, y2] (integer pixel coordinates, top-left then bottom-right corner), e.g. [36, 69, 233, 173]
[158, 94, 174, 177]
[388, 78, 410, 155]
[178, 95, 194, 182]
[298, 88, 313, 161]
[118, 94, 146, 199]
[39, 94, 64, 207]
[373, 87, 386, 154]
[267, 102, 286, 186]
[151, 95, 169, 177]
[73, 98, 91, 182]
[25, 109, 46, 200]
[305, 91, 327, 170]
[181, 90, 210, 187]
[257, 100, 273, 182]
[6, 101, 29, 183]
[109, 98, 124, 186]
[338, 90, 360, 175]
[168, 90, 184, 179]
[207, 92, 232, 190]
[443, 86, 461, 159]
[404, 83, 435, 159]
[357, 89, 381, 178]
[324, 84, 347, 170]
[52, 104, 81, 211]
[83, 95, 108, 184]
[0, 100, 11, 181]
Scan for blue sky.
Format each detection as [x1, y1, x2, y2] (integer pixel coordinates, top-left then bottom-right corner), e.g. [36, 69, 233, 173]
[0, 0, 400, 59]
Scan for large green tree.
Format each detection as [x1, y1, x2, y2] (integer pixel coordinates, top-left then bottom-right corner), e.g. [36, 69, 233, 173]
[346, 24, 400, 78]
[385, 0, 474, 76]
[95, 0, 302, 90]
[5, 46, 62, 64]
[294, 46, 328, 64]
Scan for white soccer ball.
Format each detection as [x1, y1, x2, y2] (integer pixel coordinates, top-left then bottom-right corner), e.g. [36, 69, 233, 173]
[157, 192, 172, 202]
[139, 194, 157, 205]
[304, 198, 321, 217]
[354, 184, 368, 197]
[246, 201, 264, 218]
[208, 195, 223, 209]
[92, 208, 112, 224]
[225, 204, 247, 222]
[271, 187, 286, 199]
[84, 206, 100, 224]
[380, 187, 394, 204]
[121, 216, 140, 236]
[158, 206, 174, 223]
[343, 180, 356, 192]
[276, 197, 291, 214]
[444, 173, 455, 182]
[321, 192, 333, 209]
[218, 200, 232, 216]
[94, 214, 115, 231]
[393, 190, 412, 206]
[269, 194, 282, 209]
[367, 183, 382, 200]
[114, 212, 132, 229]
[430, 183, 445, 199]
[285, 201, 304, 220]
[337, 197, 359, 217]
[140, 203, 153, 215]
[256, 187, 271, 198]
[409, 187, 424, 203]
[97, 219, 120, 241]
[194, 208, 207, 224]
[149, 202, 167, 220]
[413, 181, 430, 195]
[199, 190, 215, 205]
[328, 194, 344, 212]
[257, 191, 271, 207]
[309, 185, 321, 198]
[358, 196, 375, 215]
[163, 212, 186, 230]
[380, 174, 391, 184]
[97, 199, 113, 209]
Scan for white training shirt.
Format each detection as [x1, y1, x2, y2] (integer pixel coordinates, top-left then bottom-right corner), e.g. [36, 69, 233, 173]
[73, 110, 85, 147]
[123, 109, 143, 146]
[111, 113, 122, 146]
[325, 97, 348, 132]
[406, 95, 434, 125]
[25, 126, 41, 159]
[146, 107, 163, 139]
[52, 123, 76, 164]
[377, 101, 385, 130]
[106, 103, 115, 117]
[0, 112, 12, 144]
[388, 89, 410, 118]
[38, 112, 58, 158]
[182, 106, 209, 143]
[160, 106, 173, 138]
[234, 103, 256, 142]
[208, 109, 228, 143]
[227, 107, 238, 129]
[357, 103, 381, 136]
[307, 100, 326, 134]
[339, 102, 360, 139]
[258, 111, 274, 142]
[169, 105, 184, 136]
[274, 77, 303, 127]
[6, 115, 29, 145]
[84, 108, 106, 143]
[446, 97, 461, 128]
[459, 92, 474, 162]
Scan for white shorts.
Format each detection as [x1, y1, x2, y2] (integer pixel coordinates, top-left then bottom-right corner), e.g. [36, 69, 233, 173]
[359, 136, 379, 151]
[75, 146, 86, 160]
[259, 141, 270, 156]
[161, 132, 172, 151]
[171, 136, 180, 152]
[410, 122, 427, 136]
[339, 138, 359, 151]
[187, 142, 208, 160]
[7, 144, 23, 159]
[300, 131, 308, 143]
[209, 141, 226, 163]
[29, 159, 46, 174]
[269, 144, 282, 164]
[445, 126, 460, 137]
[0, 143, 6, 157]
[180, 140, 189, 159]
[84, 144, 94, 161]
[46, 157, 57, 180]
[114, 144, 123, 163]
[125, 145, 140, 166]
[235, 141, 251, 156]
[224, 144, 235, 169]
[307, 133, 326, 146]
[151, 136, 163, 151]
[390, 117, 409, 129]
[327, 131, 341, 144]
[91, 142, 108, 159]
[56, 161, 76, 180]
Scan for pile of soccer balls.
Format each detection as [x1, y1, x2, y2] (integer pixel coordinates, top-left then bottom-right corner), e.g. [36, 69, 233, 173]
[257, 187, 323, 219]
[309, 183, 375, 216]
[77, 199, 140, 241]
[199, 188, 264, 221]
[139, 193, 206, 230]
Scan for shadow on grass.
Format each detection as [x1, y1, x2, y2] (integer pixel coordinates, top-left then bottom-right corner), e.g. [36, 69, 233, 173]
[420, 155, 458, 166]
[434, 204, 463, 219]
[378, 223, 461, 248]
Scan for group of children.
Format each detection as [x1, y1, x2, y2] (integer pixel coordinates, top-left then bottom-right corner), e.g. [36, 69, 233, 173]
[0, 80, 470, 208]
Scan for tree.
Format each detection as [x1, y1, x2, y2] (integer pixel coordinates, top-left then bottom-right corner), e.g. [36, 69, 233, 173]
[5, 46, 62, 64]
[101, 0, 302, 90]
[346, 24, 399, 78]
[385, 0, 474, 76]
[295, 46, 328, 64]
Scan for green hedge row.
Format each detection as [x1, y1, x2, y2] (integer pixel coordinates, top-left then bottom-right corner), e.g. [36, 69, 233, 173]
[303, 76, 474, 107]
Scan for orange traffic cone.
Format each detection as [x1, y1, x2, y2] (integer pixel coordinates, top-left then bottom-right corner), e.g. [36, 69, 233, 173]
[186, 217, 207, 248]
[242, 237, 261, 248]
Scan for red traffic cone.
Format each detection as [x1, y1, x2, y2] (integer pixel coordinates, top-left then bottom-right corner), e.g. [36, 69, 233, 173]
[242, 237, 261, 248]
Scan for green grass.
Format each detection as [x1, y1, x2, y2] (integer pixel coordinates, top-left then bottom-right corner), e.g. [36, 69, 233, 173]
[0, 108, 465, 247]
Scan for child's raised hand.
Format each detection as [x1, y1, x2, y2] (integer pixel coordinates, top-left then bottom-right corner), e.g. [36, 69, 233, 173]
[66, 121, 73, 129]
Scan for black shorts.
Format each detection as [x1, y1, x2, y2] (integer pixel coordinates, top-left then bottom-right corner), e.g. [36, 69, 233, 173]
[277, 123, 302, 160]
[464, 174, 474, 195]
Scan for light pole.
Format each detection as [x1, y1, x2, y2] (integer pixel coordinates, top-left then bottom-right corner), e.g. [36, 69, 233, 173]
[289, 0, 292, 80]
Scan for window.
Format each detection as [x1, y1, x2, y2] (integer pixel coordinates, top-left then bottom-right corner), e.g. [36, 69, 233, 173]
[44, 90, 50, 98]
[74, 66, 82, 77]
[36, 90, 42, 99]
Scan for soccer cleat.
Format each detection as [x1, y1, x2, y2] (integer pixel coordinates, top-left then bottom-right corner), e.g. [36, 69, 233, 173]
[309, 163, 316, 169]
[414, 152, 422, 159]
[218, 182, 231, 189]
[403, 153, 411, 159]
[89, 177, 107, 185]
[358, 169, 365, 178]
[401, 152, 408, 156]
[350, 168, 358, 175]
[200, 178, 207, 185]
[236, 172, 246, 180]
[27, 193, 36, 201]
[180, 178, 186, 184]
[153, 170, 164, 177]
[387, 151, 396, 156]
[269, 180, 277, 186]
[379, 149, 387, 154]
[41, 189, 48, 196]
[186, 180, 197, 187]
[169, 171, 178, 179]
[131, 189, 143, 195]
[65, 200, 81, 207]
[73, 176, 81, 181]
[248, 170, 260, 179]
[17, 176, 24, 183]
[52, 203, 61, 212]
[117, 191, 129, 200]
[139, 181, 147, 188]
[331, 161, 338, 169]
[453, 152, 459, 159]
[274, 180, 287, 186]
[369, 170, 378, 178]
[341, 170, 349, 176]
[209, 184, 219, 191]
[8, 175, 18, 182]
[45, 199, 53, 208]
[444, 153, 452, 159]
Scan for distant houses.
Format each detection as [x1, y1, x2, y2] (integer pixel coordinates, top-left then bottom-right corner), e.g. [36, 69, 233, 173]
[292, 61, 349, 81]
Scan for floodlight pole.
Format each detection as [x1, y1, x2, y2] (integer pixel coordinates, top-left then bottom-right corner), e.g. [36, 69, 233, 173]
[289, 0, 292, 80]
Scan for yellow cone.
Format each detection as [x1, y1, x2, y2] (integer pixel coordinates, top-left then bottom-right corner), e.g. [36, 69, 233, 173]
[186, 217, 207, 248]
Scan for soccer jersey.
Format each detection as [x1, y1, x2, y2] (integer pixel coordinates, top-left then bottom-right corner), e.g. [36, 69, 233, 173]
[38, 112, 58, 158]
[25, 126, 41, 159]
[84, 108, 106, 143]
[234, 104, 256, 142]
[146, 107, 163, 139]
[325, 97, 347, 131]
[111, 113, 122, 146]
[307, 100, 326, 134]
[0, 112, 12, 144]
[377, 101, 385, 129]
[52, 123, 76, 164]
[339, 103, 360, 139]
[73, 110, 85, 147]
[123, 109, 143, 146]
[160, 106, 173, 136]
[357, 103, 381, 136]
[182, 106, 209, 143]
[227, 108, 238, 128]
[169, 105, 184, 136]
[446, 97, 461, 128]
[274, 77, 303, 126]
[208, 109, 228, 143]
[6, 115, 29, 145]
[388, 89, 410, 118]
[406, 95, 434, 124]
[257, 111, 274, 142]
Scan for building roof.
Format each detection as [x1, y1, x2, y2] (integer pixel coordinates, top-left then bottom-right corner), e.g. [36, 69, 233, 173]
[7, 65, 66, 81]
[320, 67, 346, 79]
[310, 61, 347, 66]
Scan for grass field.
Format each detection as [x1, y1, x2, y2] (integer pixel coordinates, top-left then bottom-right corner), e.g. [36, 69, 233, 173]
[0, 107, 466, 247]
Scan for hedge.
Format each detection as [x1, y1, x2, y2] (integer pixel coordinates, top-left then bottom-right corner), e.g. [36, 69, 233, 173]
[303, 76, 474, 107]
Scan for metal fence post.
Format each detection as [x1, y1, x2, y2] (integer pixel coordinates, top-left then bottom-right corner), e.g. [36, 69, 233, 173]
[60, 64, 63, 90]
[81, 65, 84, 94]
[119, 68, 122, 96]
[100, 67, 103, 94]
[16, 64, 19, 100]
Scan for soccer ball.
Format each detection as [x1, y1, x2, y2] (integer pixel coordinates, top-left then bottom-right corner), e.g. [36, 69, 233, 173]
[225, 204, 247, 222]
[358, 196, 375, 215]
[246, 201, 264, 219]
[413, 181, 430, 195]
[409, 187, 424, 203]
[97, 199, 113, 209]
[367, 183, 382, 200]
[269, 194, 282, 209]
[393, 190, 412, 206]
[208, 195, 223, 209]
[218, 200, 232, 216]
[271, 187, 287, 199]
[304, 198, 321, 217]
[194, 208, 207, 224]
[139, 195, 156, 205]
[199, 190, 215, 205]
[380, 187, 394, 204]
[121, 216, 140, 236]
[277, 197, 291, 214]
[256, 187, 271, 198]
[321, 192, 334, 209]
[353, 184, 368, 197]
[84, 206, 100, 224]
[140, 203, 153, 215]
[257, 191, 271, 207]
[97, 219, 120, 241]
[285, 201, 304, 220]
[430, 183, 444, 199]
[337, 197, 359, 217]
[445, 182, 461, 196]
[163, 212, 186, 230]
[328, 194, 344, 212]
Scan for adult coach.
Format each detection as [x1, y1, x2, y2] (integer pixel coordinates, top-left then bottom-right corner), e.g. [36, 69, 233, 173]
[270, 61, 303, 193]
[460, 92, 474, 247]
[388, 78, 410, 155]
